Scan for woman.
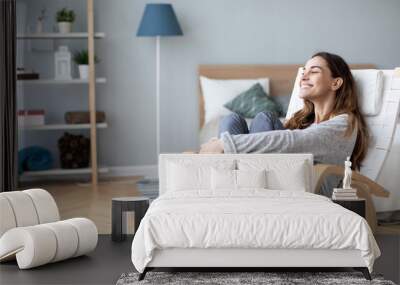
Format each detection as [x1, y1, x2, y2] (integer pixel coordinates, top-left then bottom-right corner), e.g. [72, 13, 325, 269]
[200, 52, 369, 174]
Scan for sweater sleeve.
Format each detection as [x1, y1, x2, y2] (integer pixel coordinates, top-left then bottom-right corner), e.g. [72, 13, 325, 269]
[220, 114, 357, 165]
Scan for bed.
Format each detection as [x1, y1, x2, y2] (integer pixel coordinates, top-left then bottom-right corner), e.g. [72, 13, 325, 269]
[131, 153, 380, 280]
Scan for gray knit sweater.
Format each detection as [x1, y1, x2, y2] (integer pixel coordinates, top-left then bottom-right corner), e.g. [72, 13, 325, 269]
[220, 114, 357, 166]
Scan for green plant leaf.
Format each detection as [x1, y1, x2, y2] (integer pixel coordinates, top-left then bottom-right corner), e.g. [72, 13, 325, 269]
[73, 49, 100, 65]
[56, 8, 75, 23]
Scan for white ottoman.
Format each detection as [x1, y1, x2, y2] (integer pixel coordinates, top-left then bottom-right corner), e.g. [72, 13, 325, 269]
[0, 189, 98, 269]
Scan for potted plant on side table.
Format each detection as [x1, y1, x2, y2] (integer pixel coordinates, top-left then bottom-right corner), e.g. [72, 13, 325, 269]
[73, 50, 99, 79]
[56, 8, 75, 33]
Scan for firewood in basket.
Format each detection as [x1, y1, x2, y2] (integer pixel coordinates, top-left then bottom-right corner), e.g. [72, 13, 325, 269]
[58, 132, 90, 169]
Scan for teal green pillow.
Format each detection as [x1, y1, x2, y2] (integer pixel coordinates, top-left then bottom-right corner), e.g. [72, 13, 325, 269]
[224, 83, 283, 118]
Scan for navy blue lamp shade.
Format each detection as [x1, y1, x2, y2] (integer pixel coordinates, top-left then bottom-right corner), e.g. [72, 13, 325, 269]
[137, 4, 183, 37]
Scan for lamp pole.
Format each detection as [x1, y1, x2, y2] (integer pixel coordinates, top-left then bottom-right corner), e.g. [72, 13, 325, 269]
[156, 36, 160, 162]
[137, 3, 183, 169]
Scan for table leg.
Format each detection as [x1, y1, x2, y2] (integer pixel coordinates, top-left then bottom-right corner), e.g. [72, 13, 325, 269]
[112, 201, 124, 242]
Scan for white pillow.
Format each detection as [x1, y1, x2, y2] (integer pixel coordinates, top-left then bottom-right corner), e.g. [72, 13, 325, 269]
[237, 169, 267, 189]
[167, 160, 235, 191]
[237, 159, 309, 192]
[211, 168, 267, 190]
[211, 168, 236, 190]
[200, 76, 270, 124]
[352, 70, 384, 116]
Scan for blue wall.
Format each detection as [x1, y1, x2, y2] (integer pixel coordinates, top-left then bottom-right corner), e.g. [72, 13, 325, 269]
[18, 0, 400, 169]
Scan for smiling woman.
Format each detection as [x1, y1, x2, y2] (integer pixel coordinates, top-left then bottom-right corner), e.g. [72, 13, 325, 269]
[285, 52, 369, 170]
[200, 52, 368, 171]
[297, 57, 344, 123]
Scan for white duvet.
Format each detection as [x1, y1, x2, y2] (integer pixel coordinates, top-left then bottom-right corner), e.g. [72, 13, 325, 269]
[131, 190, 380, 273]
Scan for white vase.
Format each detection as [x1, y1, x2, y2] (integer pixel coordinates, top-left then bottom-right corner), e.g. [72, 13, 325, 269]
[78, 65, 89, 79]
[36, 20, 43, 33]
[58, 22, 72, 33]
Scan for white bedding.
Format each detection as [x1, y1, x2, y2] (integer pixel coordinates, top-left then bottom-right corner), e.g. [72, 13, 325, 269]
[131, 190, 380, 273]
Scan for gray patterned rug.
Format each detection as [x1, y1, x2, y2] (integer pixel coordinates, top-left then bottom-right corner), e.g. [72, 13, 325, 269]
[116, 271, 396, 285]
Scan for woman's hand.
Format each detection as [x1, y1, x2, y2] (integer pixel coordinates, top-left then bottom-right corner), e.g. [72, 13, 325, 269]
[199, 137, 224, 154]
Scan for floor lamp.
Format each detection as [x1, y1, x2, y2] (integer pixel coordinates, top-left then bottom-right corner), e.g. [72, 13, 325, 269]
[137, 4, 183, 164]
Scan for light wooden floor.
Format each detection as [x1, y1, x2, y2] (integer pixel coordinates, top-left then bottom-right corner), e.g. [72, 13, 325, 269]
[20, 176, 143, 234]
[20, 177, 400, 235]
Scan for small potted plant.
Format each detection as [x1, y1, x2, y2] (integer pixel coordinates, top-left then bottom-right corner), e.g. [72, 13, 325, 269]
[73, 50, 99, 79]
[56, 8, 75, 33]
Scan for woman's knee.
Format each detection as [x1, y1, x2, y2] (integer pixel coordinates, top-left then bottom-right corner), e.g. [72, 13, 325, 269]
[221, 113, 245, 126]
[254, 111, 277, 121]
[219, 113, 247, 135]
[250, 111, 283, 133]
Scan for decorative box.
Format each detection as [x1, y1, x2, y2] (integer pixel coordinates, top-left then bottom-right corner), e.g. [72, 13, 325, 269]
[17, 67, 40, 80]
[64, 111, 106, 124]
[18, 110, 45, 127]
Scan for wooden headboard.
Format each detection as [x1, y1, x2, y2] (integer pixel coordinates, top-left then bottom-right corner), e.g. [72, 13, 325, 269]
[198, 64, 375, 128]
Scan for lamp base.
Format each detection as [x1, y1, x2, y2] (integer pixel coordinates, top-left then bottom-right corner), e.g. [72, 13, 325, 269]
[137, 178, 159, 199]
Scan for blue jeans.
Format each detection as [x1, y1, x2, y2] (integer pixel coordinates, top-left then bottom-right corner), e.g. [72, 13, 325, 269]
[219, 111, 285, 137]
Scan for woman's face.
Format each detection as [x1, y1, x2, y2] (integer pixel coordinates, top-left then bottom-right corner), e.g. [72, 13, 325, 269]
[299, 56, 341, 101]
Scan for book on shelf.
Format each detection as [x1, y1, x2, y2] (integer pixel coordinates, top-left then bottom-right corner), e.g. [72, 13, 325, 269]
[18, 109, 45, 126]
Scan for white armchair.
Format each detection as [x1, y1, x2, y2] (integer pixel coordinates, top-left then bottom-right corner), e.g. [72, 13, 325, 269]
[287, 68, 400, 232]
[0, 189, 98, 269]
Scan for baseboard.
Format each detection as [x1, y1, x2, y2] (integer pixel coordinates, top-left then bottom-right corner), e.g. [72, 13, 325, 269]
[106, 165, 158, 179]
[19, 165, 158, 183]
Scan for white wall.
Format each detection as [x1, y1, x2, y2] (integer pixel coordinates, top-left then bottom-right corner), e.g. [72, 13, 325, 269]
[18, 0, 400, 171]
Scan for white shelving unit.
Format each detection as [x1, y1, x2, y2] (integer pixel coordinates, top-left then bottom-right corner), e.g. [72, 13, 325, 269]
[18, 0, 104, 186]
[17, 32, 105, 39]
[20, 123, 108, 131]
[18, 78, 106, 84]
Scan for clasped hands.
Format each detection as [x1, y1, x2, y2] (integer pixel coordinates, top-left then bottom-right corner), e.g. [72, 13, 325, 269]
[199, 137, 224, 154]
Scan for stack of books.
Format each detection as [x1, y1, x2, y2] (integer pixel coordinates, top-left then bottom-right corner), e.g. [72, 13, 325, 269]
[332, 188, 358, 200]
[18, 109, 45, 127]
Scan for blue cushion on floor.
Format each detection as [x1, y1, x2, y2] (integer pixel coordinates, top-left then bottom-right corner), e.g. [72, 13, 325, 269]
[19, 146, 53, 173]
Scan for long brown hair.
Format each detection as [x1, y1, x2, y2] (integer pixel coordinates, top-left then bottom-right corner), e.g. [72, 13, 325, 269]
[284, 52, 369, 170]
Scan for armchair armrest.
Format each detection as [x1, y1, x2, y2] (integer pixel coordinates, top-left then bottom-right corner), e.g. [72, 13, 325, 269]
[313, 164, 390, 198]
[351, 180, 378, 233]
[314, 164, 385, 233]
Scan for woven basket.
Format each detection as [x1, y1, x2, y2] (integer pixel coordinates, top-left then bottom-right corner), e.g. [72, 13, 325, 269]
[64, 111, 106, 124]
